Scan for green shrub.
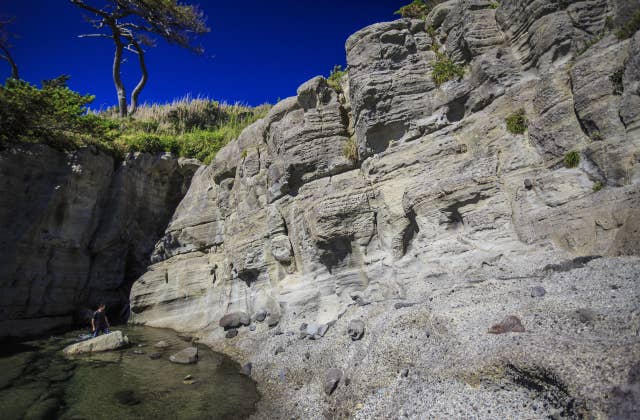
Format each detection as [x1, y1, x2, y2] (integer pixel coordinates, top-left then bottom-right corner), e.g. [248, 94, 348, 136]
[432, 52, 465, 86]
[591, 130, 603, 141]
[616, 11, 640, 39]
[395, 0, 431, 19]
[0, 76, 271, 164]
[343, 137, 358, 161]
[610, 68, 625, 95]
[592, 180, 604, 192]
[564, 151, 580, 168]
[489, 2, 499, 9]
[505, 108, 528, 134]
[0, 76, 113, 149]
[327, 65, 347, 93]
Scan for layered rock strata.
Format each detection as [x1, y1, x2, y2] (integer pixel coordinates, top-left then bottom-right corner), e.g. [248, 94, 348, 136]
[0, 144, 198, 339]
[129, 0, 640, 417]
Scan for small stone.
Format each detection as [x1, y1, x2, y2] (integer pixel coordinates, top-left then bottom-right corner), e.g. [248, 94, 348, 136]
[249, 325, 256, 331]
[577, 308, 596, 323]
[273, 328, 284, 336]
[154, 340, 169, 348]
[531, 286, 546, 297]
[240, 362, 252, 377]
[254, 311, 267, 322]
[169, 347, 198, 364]
[274, 346, 285, 355]
[304, 352, 310, 360]
[347, 319, 365, 341]
[219, 312, 251, 330]
[401, 367, 409, 377]
[488, 315, 525, 334]
[183, 379, 198, 385]
[324, 368, 342, 395]
[114, 390, 141, 406]
[394, 301, 416, 309]
[184, 374, 193, 380]
[267, 313, 281, 327]
[149, 352, 162, 360]
[133, 350, 145, 355]
[524, 178, 533, 190]
[225, 329, 238, 339]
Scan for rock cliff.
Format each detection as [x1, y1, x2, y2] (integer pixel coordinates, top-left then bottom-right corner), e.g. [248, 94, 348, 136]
[0, 144, 198, 339]
[129, 0, 640, 417]
[1, 0, 638, 417]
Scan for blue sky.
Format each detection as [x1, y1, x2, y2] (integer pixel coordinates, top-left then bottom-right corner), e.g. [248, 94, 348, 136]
[2, 1, 405, 108]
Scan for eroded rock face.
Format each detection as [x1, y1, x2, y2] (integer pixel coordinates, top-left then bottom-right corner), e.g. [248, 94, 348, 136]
[129, 1, 640, 417]
[0, 144, 199, 339]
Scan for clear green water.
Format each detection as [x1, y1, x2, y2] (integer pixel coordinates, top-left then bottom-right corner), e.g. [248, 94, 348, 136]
[0, 325, 259, 419]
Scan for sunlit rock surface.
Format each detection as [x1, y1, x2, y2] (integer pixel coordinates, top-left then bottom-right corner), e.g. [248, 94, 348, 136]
[129, 1, 640, 417]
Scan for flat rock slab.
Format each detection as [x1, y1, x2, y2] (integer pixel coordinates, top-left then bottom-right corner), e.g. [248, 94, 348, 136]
[169, 346, 198, 364]
[62, 331, 129, 356]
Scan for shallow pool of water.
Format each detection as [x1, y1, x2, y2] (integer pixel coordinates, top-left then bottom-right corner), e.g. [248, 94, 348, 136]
[0, 325, 259, 419]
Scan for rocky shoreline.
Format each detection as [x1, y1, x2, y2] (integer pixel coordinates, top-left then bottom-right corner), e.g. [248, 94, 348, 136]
[200, 256, 640, 419]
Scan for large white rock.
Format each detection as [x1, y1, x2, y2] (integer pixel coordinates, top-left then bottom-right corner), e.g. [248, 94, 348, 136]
[62, 331, 129, 356]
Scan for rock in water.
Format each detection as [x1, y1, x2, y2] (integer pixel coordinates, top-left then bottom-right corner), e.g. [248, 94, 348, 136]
[169, 346, 198, 364]
[324, 368, 342, 395]
[62, 331, 129, 356]
[218, 312, 251, 330]
[488, 316, 526, 334]
[347, 320, 365, 341]
[240, 363, 253, 377]
[154, 340, 169, 348]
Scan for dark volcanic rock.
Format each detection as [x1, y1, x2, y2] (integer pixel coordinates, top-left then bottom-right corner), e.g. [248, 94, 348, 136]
[324, 368, 342, 395]
[347, 319, 365, 341]
[219, 312, 251, 330]
[488, 316, 526, 334]
[530, 286, 546, 297]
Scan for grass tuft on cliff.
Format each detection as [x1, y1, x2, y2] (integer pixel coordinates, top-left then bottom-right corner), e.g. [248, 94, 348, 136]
[505, 108, 528, 134]
[327, 65, 347, 93]
[0, 77, 270, 163]
[432, 52, 465, 87]
[395, 0, 444, 19]
[564, 151, 580, 168]
[616, 11, 640, 39]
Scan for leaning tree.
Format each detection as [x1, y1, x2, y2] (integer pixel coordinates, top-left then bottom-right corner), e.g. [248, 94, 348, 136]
[71, 0, 209, 117]
[0, 17, 19, 80]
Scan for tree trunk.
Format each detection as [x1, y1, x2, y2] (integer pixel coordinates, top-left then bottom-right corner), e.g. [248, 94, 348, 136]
[0, 44, 19, 79]
[128, 39, 148, 116]
[110, 25, 127, 117]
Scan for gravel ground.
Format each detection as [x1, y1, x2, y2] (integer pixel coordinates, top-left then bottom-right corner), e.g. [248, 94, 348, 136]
[203, 257, 640, 419]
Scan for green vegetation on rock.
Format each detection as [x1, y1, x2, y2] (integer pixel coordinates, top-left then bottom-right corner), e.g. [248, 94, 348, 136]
[0, 76, 116, 152]
[327, 65, 347, 93]
[395, 0, 445, 20]
[564, 151, 580, 168]
[0, 77, 270, 163]
[592, 181, 604, 192]
[610, 68, 625, 95]
[505, 108, 528, 134]
[616, 11, 640, 40]
[343, 137, 358, 162]
[432, 52, 465, 87]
